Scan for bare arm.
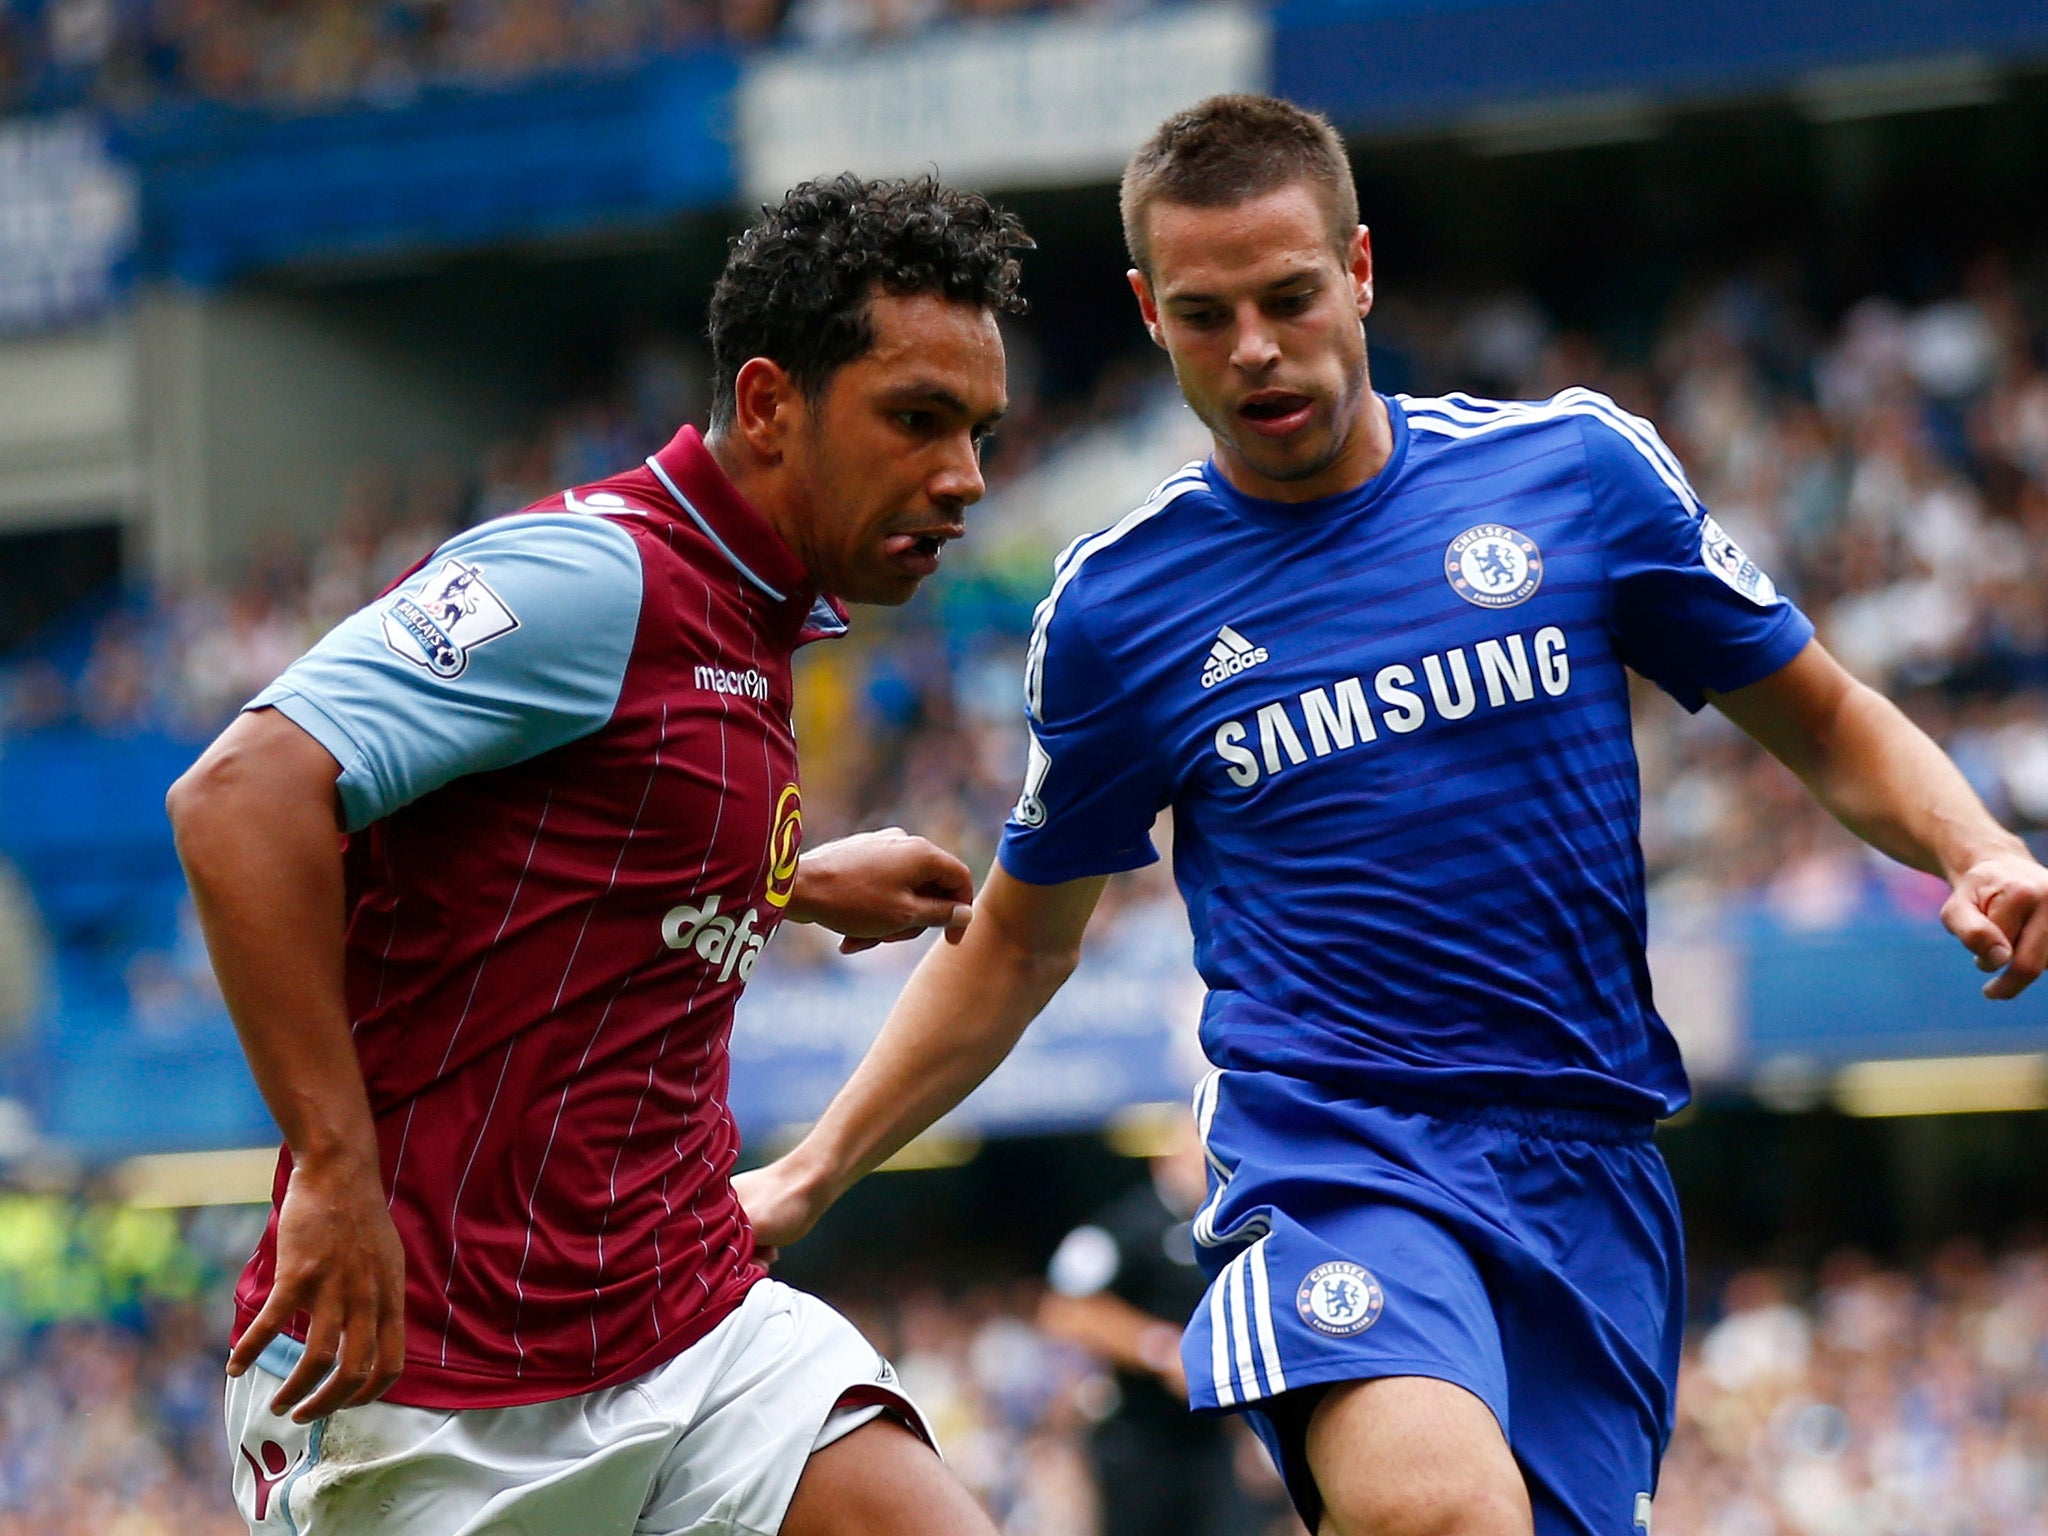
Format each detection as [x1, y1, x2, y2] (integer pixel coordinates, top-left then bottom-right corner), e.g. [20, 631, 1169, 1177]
[166, 707, 405, 1420]
[785, 828, 976, 953]
[736, 863, 1107, 1248]
[1711, 640, 2048, 997]
[1038, 1290, 1187, 1395]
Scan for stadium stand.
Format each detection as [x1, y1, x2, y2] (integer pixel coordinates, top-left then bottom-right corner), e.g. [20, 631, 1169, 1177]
[0, 0, 1161, 114]
[4, 1196, 2048, 1533]
[2, 2, 2047, 1526]
[7, 257, 2047, 885]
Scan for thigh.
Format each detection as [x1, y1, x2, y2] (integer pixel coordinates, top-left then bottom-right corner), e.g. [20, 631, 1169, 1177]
[1186, 1203, 1510, 1429]
[1490, 1146, 1684, 1536]
[1305, 1376, 1531, 1536]
[781, 1417, 997, 1536]
[224, 1339, 669, 1536]
[638, 1280, 944, 1536]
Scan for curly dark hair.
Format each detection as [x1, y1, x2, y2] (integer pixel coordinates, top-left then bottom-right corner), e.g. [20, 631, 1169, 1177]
[707, 174, 1032, 432]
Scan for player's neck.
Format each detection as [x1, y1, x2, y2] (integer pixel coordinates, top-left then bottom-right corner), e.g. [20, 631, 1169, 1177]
[1214, 387, 1394, 505]
[704, 428, 811, 572]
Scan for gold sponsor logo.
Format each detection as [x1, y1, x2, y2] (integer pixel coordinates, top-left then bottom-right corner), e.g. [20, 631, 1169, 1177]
[764, 785, 802, 908]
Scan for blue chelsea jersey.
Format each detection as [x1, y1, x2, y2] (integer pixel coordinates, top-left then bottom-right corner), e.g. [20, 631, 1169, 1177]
[997, 390, 1814, 1118]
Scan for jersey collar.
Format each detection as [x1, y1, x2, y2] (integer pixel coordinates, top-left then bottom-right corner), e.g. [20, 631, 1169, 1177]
[644, 425, 850, 644]
[1200, 393, 1411, 529]
[645, 426, 800, 602]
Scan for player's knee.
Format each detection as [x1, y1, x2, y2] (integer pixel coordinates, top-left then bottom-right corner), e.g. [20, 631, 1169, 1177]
[1318, 1449, 1531, 1536]
[1325, 1475, 1531, 1536]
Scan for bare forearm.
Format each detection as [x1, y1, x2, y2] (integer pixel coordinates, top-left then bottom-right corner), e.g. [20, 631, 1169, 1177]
[169, 729, 377, 1171]
[1793, 683, 2023, 879]
[1715, 643, 2048, 998]
[1039, 1291, 1182, 1378]
[780, 920, 1077, 1206]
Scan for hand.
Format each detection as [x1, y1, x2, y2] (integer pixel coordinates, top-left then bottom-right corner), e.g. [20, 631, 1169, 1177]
[226, 1153, 407, 1423]
[786, 829, 975, 955]
[1942, 852, 2048, 999]
[1137, 1321, 1188, 1397]
[733, 1158, 830, 1262]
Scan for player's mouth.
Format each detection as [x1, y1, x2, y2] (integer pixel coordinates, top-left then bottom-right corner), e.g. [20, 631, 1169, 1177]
[882, 528, 959, 579]
[1237, 390, 1317, 439]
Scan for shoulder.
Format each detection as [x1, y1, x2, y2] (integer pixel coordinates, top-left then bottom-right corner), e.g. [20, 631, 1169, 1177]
[429, 508, 647, 577]
[377, 512, 646, 670]
[1402, 389, 1696, 502]
[1040, 461, 1212, 619]
[1023, 461, 1208, 717]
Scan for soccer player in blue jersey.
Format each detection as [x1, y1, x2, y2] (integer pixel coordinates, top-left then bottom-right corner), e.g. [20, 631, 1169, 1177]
[738, 97, 2048, 1536]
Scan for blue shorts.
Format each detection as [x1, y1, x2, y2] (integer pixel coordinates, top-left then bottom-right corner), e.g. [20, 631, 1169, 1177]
[1180, 1069, 1684, 1536]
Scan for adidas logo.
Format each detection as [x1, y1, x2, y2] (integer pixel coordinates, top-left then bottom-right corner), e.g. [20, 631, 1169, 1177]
[1201, 626, 1269, 689]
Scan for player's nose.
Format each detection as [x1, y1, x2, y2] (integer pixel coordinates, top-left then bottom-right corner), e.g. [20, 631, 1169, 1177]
[931, 430, 986, 506]
[1230, 307, 1281, 373]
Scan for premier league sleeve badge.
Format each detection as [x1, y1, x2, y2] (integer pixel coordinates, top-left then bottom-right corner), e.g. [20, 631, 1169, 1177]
[380, 559, 521, 679]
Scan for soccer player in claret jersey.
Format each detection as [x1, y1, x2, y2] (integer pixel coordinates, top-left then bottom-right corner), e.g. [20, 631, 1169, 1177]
[736, 100, 2048, 1536]
[168, 175, 1026, 1536]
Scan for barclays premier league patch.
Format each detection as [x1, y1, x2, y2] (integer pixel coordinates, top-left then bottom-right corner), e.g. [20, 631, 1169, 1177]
[1445, 524, 1542, 608]
[1296, 1260, 1384, 1337]
[380, 558, 520, 679]
[1011, 731, 1051, 829]
[1698, 514, 1778, 607]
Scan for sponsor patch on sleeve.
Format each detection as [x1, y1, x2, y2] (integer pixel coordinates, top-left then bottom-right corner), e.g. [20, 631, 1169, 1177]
[1698, 514, 1779, 607]
[379, 558, 520, 679]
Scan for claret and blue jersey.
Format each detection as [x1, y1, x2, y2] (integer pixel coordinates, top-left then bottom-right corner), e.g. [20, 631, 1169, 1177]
[998, 388, 1815, 1121]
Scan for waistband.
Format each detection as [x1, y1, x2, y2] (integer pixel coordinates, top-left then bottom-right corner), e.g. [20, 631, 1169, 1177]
[1357, 1088, 1658, 1144]
[1212, 1073, 1662, 1146]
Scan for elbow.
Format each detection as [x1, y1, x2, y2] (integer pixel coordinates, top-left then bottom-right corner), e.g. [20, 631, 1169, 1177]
[164, 763, 206, 838]
[995, 936, 1083, 1011]
[167, 738, 272, 869]
[1029, 940, 1084, 991]
[166, 754, 232, 869]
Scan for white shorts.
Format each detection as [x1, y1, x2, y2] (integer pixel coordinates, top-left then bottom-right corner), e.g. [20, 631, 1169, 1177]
[224, 1279, 932, 1536]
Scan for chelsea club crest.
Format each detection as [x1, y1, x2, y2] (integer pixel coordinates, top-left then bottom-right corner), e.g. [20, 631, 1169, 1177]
[1445, 524, 1543, 608]
[1296, 1261, 1385, 1337]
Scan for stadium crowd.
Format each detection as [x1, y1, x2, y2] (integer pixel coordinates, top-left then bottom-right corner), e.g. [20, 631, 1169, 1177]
[2, 1191, 2048, 1535]
[6, 257, 2048, 905]
[5, 256, 2048, 1529]
[0, 0, 1134, 114]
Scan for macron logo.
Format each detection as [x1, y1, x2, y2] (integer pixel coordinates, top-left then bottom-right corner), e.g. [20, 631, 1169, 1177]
[695, 664, 769, 702]
[1201, 626, 1269, 690]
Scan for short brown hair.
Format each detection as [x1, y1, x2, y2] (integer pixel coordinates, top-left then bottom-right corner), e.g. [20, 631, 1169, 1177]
[1120, 94, 1358, 274]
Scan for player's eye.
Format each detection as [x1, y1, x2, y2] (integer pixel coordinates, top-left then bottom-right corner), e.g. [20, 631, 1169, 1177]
[896, 410, 935, 433]
[1270, 291, 1316, 316]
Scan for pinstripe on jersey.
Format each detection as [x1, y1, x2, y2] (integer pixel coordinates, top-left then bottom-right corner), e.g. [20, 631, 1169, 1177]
[233, 427, 844, 1410]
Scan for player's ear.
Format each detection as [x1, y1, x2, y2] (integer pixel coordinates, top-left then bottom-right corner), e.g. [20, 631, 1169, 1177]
[1351, 226, 1374, 320]
[1128, 268, 1166, 349]
[730, 357, 797, 463]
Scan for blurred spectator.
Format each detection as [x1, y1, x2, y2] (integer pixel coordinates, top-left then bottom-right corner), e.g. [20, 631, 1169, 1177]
[3, 1193, 2047, 1535]
[1660, 1241, 2048, 1536]
[8, 258, 2048, 1015]
[0, 0, 1172, 114]
[1040, 1120, 1298, 1536]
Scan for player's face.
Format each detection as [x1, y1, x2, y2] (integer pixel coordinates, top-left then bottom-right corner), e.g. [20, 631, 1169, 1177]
[1131, 182, 1375, 502]
[789, 292, 1008, 606]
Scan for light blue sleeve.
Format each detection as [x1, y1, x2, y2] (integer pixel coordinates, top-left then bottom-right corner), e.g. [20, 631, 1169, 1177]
[246, 514, 645, 832]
